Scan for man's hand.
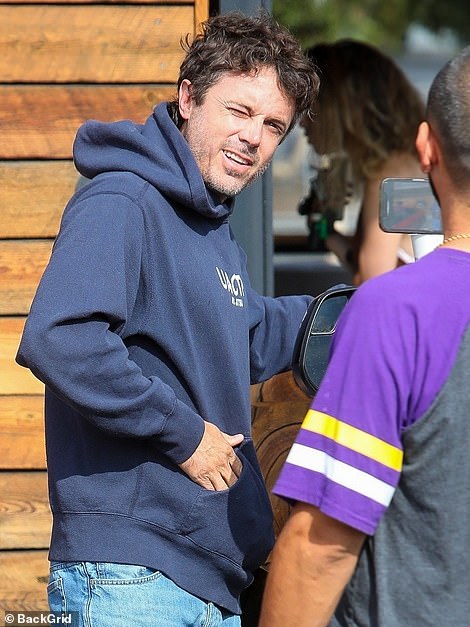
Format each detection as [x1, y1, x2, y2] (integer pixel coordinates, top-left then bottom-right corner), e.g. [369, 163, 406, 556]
[178, 421, 244, 490]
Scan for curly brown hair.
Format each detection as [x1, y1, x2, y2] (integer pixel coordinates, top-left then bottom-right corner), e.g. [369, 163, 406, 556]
[170, 11, 319, 134]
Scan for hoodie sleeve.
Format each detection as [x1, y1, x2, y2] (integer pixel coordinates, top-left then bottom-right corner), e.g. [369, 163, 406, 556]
[16, 192, 204, 464]
[247, 284, 313, 384]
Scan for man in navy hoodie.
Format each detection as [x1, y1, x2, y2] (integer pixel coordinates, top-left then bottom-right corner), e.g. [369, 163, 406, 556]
[16, 10, 319, 627]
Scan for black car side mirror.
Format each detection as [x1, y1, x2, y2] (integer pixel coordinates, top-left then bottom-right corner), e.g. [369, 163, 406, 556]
[292, 284, 356, 397]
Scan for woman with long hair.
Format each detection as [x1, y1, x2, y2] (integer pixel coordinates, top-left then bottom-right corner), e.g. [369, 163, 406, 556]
[302, 39, 426, 284]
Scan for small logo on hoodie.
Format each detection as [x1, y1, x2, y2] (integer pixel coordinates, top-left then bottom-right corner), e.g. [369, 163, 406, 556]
[216, 267, 245, 307]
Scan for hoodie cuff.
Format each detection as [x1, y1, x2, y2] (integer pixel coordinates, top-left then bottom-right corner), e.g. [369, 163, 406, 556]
[154, 398, 205, 465]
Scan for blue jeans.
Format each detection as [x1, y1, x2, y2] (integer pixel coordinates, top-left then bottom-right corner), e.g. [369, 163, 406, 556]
[48, 561, 242, 627]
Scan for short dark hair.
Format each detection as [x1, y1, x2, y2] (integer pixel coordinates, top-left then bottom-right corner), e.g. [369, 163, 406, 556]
[171, 10, 319, 133]
[427, 46, 470, 189]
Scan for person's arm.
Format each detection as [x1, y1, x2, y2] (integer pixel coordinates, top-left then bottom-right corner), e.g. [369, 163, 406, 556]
[16, 196, 241, 486]
[221, 238, 312, 384]
[259, 502, 366, 627]
[245, 282, 312, 383]
[356, 153, 421, 283]
[357, 174, 403, 283]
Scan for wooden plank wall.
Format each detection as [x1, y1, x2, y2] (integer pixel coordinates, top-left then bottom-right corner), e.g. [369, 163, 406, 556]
[0, 0, 208, 611]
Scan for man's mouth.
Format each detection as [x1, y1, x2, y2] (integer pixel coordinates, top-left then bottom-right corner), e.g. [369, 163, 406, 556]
[223, 150, 253, 167]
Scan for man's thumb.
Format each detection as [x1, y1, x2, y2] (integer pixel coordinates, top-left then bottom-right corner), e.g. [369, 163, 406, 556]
[223, 432, 244, 447]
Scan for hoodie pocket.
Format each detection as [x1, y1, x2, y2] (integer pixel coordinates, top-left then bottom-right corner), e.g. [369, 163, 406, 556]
[179, 441, 275, 570]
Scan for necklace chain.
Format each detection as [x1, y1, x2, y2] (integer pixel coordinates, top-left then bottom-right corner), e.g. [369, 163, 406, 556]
[439, 233, 470, 246]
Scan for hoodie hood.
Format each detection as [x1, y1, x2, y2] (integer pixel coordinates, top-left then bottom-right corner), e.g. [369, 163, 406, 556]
[72, 102, 234, 220]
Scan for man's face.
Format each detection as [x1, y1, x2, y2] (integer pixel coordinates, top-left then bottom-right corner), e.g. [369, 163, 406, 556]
[179, 68, 295, 199]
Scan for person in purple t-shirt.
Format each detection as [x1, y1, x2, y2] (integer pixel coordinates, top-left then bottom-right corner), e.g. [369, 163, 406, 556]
[260, 45, 470, 627]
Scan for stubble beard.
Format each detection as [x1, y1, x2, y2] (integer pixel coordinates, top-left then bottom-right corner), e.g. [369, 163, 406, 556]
[203, 158, 271, 199]
[186, 126, 271, 199]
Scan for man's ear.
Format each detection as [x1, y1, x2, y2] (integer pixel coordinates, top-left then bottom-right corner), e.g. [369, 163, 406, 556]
[416, 121, 438, 174]
[178, 79, 193, 122]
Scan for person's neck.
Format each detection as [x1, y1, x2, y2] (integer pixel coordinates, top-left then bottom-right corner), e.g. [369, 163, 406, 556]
[438, 195, 470, 250]
[438, 232, 470, 250]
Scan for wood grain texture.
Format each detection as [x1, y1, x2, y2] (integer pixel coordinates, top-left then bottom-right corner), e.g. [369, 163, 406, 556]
[0, 318, 44, 395]
[0, 550, 49, 611]
[0, 85, 174, 158]
[0, 161, 76, 238]
[0, 240, 53, 315]
[0, 472, 51, 549]
[0, 5, 192, 83]
[194, 0, 209, 31]
[2, 0, 182, 3]
[0, 396, 45, 470]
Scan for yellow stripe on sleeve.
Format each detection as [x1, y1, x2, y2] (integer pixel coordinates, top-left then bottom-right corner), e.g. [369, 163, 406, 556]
[302, 409, 403, 471]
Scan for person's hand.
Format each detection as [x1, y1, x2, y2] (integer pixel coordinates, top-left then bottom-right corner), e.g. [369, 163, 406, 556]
[178, 421, 244, 490]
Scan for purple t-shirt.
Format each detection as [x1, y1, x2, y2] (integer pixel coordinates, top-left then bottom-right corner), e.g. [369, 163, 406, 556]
[274, 248, 470, 535]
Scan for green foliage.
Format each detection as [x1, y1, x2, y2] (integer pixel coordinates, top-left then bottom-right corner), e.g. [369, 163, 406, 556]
[273, 0, 468, 50]
[409, 0, 470, 41]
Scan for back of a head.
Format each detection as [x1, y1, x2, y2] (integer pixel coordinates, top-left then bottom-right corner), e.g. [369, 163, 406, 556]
[174, 11, 319, 132]
[304, 39, 425, 179]
[427, 46, 470, 190]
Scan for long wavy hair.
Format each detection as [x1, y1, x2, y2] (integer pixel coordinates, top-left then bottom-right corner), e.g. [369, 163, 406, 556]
[302, 39, 425, 182]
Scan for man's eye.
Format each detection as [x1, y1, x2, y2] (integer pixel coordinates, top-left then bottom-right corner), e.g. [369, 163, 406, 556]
[267, 122, 284, 136]
[229, 107, 248, 117]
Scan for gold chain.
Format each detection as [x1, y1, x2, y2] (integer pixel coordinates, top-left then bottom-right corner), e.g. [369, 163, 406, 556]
[439, 233, 470, 246]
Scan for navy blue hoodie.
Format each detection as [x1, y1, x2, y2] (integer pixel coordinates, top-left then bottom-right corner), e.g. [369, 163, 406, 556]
[16, 102, 312, 613]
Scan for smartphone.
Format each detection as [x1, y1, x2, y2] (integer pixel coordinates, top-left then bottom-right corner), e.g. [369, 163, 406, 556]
[380, 178, 443, 234]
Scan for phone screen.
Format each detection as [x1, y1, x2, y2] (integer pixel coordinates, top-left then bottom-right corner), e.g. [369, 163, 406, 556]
[380, 178, 443, 234]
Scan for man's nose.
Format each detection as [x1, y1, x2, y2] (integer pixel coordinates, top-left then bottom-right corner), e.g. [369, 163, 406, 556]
[238, 118, 263, 147]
